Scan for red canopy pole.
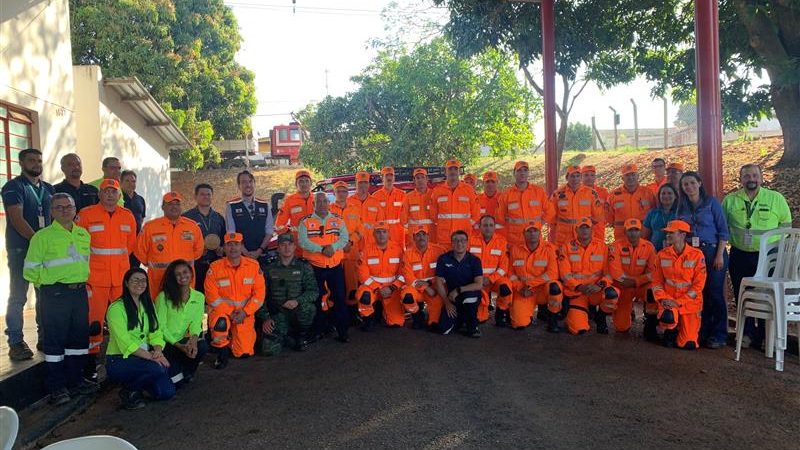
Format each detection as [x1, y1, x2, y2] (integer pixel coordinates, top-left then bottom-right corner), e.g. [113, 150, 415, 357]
[694, 0, 723, 198]
[541, 0, 557, 194]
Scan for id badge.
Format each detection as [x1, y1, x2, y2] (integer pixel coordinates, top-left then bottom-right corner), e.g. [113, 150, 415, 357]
[691, 237, 700, 247]
[38, 215, 45, 228]
[743, 230, 753, 248]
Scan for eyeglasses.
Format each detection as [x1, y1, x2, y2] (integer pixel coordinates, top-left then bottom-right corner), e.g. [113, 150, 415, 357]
[128, 278, 148, 285]
[52, 205, 75, 212]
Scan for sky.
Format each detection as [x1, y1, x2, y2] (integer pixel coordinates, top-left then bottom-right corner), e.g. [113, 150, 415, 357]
[225, 0, 684, 141]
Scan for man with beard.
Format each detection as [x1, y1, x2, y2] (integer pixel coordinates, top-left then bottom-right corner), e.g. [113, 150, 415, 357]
[2, 148, 54, 359]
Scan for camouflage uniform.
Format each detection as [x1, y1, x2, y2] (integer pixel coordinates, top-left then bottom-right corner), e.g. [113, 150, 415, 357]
[257, 256, 319, 355]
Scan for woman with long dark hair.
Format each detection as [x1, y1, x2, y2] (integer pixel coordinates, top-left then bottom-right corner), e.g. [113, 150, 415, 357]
[676, 171, 730, 349]
[643, 183, 680, 252]
[105, 268, 175, 410]
[155, 260, 207, 385]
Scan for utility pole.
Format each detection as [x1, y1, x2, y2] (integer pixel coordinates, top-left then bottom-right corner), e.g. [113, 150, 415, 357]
[630, 99, 639, 149]
[609, 106, 619, 150]
[591, 116, 597, 151]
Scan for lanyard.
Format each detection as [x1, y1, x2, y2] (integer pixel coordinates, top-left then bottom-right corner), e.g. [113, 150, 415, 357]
[744, 199, 758, 229]
[25, 181, 46, 211]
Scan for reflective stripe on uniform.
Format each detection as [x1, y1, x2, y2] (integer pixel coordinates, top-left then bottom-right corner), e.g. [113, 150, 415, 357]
[91, 247, 128, 256]
[64, 348, 89, 355]
[438, 213, 471, 219]
[666, 279, 691, 288]
[373, 276, 397, 283]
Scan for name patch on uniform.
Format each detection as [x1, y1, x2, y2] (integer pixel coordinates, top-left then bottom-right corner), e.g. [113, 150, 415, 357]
[120, 224, 131, 233]
[218, 279, 231, 287]
[393, 202, 402, 207]
[88, 224, 104, 233]
[181, 231, 194, 241]
[410, 205, 420, 212]
[458, 196, 469, 202]
[367, 258, 379, 265]
[152, 234, 167, 243]
[389, 257, 400, 264]
[490, 249, 502, 256]
[437, 196, 448, 203]
[243, 278, 254, 284]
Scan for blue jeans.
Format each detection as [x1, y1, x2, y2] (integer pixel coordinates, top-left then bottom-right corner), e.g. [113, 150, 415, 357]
[106, 354, 176, 400]
[5, 247, 42, 345]
[699, 245, 729, 344]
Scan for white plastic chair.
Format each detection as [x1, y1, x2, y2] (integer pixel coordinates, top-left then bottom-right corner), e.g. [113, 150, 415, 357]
[0, 406, 19, 450]
[41, 435, 137, 450]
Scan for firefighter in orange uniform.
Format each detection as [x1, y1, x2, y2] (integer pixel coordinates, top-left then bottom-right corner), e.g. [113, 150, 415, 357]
[606, 164, 656, 240]
[204, 232, 265, 368]
[400, 168, 432, 248]
[557, 218, 620, 335]
[646, 158, 667, 195]
[275, 170, 315, 237]
[666, 162, 684, 191]
[400, 226, 446, 328]
[477, 171, 502, 236]
[508, 221, 562, 331]
[463, 173, 478, 191]
[550, 166, 605, 246]
[135, 192, 203, 299]
[428, 160, 480, 246]
[497, 161, 555, 248]
[581, 166, 608, 202]
[608, 218, 659, 336]
[331, 181, 363, 305]
[347, 171, 384, 250]
[356, 222, 406, 329]
[468, 216, 512, 326]
[371, 167, 406, 246]
[77, 179, 137, 380]
[651, 220, 707, 349]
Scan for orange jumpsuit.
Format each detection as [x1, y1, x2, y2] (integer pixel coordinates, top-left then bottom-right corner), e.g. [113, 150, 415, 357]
[646, 176, 666, 196]
[332, 201, 364, 302]
[468, 233, 512, 322]
[477, 192, 503, 235]
[608, 238, 658, 333]
[606, 186, 656, 240]
[356, 241, 406, 326]
[400, 189, 432, 247]
[508, 242, 562, 328]
[558, 239, 620, 334]
[400, 243, 446, 325]
[275, 191, 314, 234]
[77, 204, 137, 354]
[347, 194, 384, 250]
[204, 256, 265, 357]
[652, 245, 707, 348]
[550, 185, 605, 245]
[371, 187, 406, 246]
[497, 184, 556, 247]
[135, 216, 204, 299]
[428, 182, 480, 246]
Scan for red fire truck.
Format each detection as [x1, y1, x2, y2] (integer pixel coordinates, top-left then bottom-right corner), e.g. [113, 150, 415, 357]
[269, 123, 302, 164]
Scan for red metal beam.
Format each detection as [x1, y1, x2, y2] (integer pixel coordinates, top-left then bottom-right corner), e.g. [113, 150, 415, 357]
[541, 0, 557, 194]
[694, 0, 723, 198]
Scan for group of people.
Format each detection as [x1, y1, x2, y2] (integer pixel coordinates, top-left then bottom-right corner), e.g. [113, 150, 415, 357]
[3, 148, 793, 410]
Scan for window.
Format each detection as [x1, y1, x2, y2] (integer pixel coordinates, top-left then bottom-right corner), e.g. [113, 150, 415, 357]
[0, 103, 34, 215]
[278, 128, 288, 143]
[290, 128, 301, 142]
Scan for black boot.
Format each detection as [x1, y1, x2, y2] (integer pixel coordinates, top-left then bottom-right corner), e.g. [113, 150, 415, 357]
[594, 311, 608, 334]
[411, 308, 427, 329]
[663, 329, 678, 348]
[546, 311, 561, 333]
[360, 315, 374, 332]
[83, 354, 98, 383]
[643, 314, 659, 342]
[214, 346, 231, 370]
[494, 309, 508, 328]
[119, 389, 145, 410]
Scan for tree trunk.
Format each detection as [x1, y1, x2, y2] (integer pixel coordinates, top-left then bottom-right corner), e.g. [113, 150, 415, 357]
[556, 113, 568, 169]
[773, 83, 800, 167]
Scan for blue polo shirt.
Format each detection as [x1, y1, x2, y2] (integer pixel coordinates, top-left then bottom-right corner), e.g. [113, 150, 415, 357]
[435, 250, 482, 295]
[643, 206, 676, 252]
[1, 175, 54, 250]
[677, 195, 729, 245]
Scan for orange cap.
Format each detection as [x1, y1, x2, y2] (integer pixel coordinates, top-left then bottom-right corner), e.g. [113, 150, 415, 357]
[581, 165, 597, 174]
[410, 225, 428, 235]
[374, 221, 389, 231]
[482, 171, 498, 182]
[524, 220, 543, 232]
[295, 170, 311, 180]
[514, 161, 529, 171]
[445, 159, 462, 169]
[463, 173, 477, 184]
[355, 171, 371, 183]
[162, 191, 183, 203]
[663, 220, 691, 233]
[413, 168, 428, 177]
[224, 232, 243, 243]
[621, 164, 638, 175]
[381, 167, 395, 176]
[575, 217, 593, 229]
[667, 162, 685, 172]
[624, 218, 642, 231]
[333, 181, 348, 190]
[566, 165, 581, 176]
[99, 178, 120, 191]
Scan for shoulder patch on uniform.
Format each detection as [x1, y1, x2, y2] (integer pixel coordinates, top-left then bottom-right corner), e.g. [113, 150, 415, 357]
[228, 196, 242, 203]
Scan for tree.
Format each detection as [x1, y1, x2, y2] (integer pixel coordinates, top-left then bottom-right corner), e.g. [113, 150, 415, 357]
[69, 0, 256, 167]
[163, 105, 219, 171]
[674, 102, 697, 128]
[433, 0, 642, 168]
[564, 122, 592, 151]
[629, 1, 799, 165]
[298, 37, 539, 175]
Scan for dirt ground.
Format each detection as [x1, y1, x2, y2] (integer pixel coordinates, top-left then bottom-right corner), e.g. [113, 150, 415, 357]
[36, 319, 800, 450]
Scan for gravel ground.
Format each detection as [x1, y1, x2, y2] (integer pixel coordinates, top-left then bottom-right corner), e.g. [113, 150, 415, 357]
[36, 320, 800, 450]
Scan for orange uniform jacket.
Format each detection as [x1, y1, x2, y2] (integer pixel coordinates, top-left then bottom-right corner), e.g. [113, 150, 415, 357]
[347, 194, 384, 249]
[497, 184, 556, 247]
[606, 185, 656, 240]
[651, 245, 707, 314]
[468, 234, 510, 285]
[593, 185, 609, 202]
[557, 239, 614, 298]
[508, 242, 559, 292]
[401, 189, 432, 233]
[135, 216, 203, 296]
[646, 177, 666, 196]
[428, 182, 480, 245]
[358, 242, 405, 290]
[204, 256, 266, 317]
[550, 185, 605, 245]
[608, 238, 658, 288]
[77, 204, 137, 287]
[371, 188, 406, 244]
[401, 243, 445, 287]
[275, 192, 314, 233]
[332, 202, 364, 254]
[477, 192, 503, 234]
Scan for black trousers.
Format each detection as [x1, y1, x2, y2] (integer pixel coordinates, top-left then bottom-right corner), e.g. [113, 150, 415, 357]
[164, 339, 208, 382]
[312, 264, 349, 338]
[40, 283, 89, 393]
[438, 292, 480, 334]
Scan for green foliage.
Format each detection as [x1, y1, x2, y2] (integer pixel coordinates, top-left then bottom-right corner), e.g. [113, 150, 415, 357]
[564, 122, 593, 151]
[674, 102, 697, 127]
[69, 0, 256, 167]
[164, 105, 219, 171]
[299, 37, 539, 175]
